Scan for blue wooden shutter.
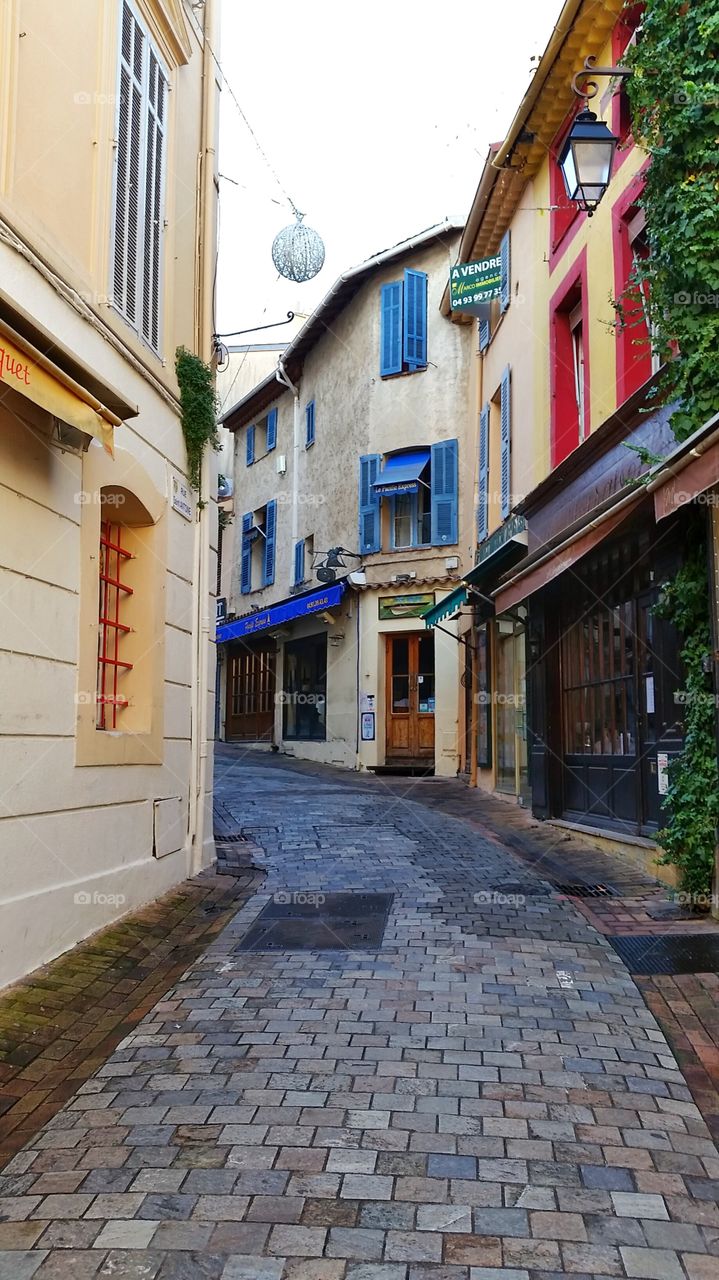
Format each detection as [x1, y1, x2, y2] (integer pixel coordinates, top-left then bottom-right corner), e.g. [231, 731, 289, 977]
[305, 400, 315, 447]
[478, 318, 490, 352]
[500, 230, 511, 314]
[266, 407, 277, 451]
[500, 366, 511, 519]
[380, 282, 402, 376]
[240, 512, 252, 594]
[246, 424, 255, 466]
[293, 538, 305, 586]
[477, 406, 490, 542]
[431, 439, 458, 546]
[359, 455, 381, 554]
[403, 269, 428, 369]
[263, 500, 277, 586]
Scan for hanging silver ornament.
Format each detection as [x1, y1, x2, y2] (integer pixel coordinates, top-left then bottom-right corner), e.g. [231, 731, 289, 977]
[271, 216, 325, 283]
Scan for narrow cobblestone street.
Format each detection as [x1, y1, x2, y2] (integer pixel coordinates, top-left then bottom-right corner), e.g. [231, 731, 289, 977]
[1, 752, 719, 1280]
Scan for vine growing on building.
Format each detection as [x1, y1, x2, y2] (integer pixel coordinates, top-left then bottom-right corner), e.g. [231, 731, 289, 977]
[654, 537, 719, 898]
[624, 0, 719, 442]
[175, 346, 220, 493]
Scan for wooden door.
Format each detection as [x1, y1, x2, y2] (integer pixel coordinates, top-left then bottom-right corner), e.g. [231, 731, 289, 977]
[225, 643, 276, 741]
[385, 633, 435, 763]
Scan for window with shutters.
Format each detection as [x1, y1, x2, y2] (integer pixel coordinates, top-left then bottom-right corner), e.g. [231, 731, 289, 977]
[614, 185, 659, 405]
[112, 1, 168, 354]
[246, 408, 277, 465]
[476, 231, 510, 352]
[379, 269, 428, 376]
[360, 442, 458, 554]
[240, 500, 277, 594]
[550, 252, 589, 466]
[305, 401, 315, 448]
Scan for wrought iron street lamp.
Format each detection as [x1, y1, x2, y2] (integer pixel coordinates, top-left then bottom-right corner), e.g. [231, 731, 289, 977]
[559, 56, 632, 215]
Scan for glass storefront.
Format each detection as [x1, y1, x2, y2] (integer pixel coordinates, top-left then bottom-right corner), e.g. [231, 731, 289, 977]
[283, 634, 327, 740]
[495, 616, 529, 801]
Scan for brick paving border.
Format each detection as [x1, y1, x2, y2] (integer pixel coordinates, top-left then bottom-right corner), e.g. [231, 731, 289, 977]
[0, 867, 263, 1164]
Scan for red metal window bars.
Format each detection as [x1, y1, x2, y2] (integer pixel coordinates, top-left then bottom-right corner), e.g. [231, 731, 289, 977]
[97, 521, 133, 729]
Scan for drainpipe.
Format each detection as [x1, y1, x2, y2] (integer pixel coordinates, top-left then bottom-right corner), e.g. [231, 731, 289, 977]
[189, 0, 218, 875]
[276, 359, 300, 553]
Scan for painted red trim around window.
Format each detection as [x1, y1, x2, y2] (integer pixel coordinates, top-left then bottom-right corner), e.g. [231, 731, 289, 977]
[611, 4, 644, 173]
[611, 164, 652, 408]
[550, 247, 590, 467]
[548, 106, 586, 273]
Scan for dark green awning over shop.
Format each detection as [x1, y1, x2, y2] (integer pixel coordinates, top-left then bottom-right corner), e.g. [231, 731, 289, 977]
[422, 586, 468, 628]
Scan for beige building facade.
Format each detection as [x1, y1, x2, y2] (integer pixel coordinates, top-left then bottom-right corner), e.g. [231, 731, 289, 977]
[0, 0, 219, 988]
[218, 226, 474, 776]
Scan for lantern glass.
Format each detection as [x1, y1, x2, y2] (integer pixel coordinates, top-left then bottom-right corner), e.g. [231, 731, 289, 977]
[559, 109, 618, 214]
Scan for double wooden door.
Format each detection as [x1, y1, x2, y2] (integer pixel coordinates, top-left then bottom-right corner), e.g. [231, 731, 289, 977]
[385, 633, 435, 763]
[225, 643, 276, 741]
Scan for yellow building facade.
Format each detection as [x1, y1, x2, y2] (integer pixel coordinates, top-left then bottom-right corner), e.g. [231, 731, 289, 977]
[0, 0, 219, 987]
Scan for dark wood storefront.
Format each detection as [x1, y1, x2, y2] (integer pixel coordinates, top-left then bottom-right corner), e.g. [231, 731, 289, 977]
[225, 640, 276, 741]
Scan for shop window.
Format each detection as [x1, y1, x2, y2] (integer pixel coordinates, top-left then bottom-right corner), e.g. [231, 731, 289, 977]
[550, 255, 589, 465]
[562, 601, 638, 757]
[380, 270, 427, 376]
[96, 521, 134, 729]
[112, 1, 167, 353]
[476, 622, 492, 768]
[283, 634, 327, 740]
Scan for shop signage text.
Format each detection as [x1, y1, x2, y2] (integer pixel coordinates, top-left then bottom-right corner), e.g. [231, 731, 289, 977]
[449, 256, 502, 314]
[477, 513, 527, 565]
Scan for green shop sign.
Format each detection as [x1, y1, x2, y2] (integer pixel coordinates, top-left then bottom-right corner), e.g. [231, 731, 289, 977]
[449, 255, 502, 314]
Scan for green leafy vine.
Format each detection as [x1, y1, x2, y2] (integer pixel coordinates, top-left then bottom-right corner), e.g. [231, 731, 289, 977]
[175, 346, 220, 493]
[654, 539, 719, 898]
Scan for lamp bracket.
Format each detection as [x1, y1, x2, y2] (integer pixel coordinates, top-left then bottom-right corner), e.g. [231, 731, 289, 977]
[571, 56, 632, 101]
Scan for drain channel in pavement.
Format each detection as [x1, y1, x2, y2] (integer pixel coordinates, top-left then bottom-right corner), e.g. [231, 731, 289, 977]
[236, 890, 394, 952]
[555, 882, 617, 898]
[608, 932, 719, 974]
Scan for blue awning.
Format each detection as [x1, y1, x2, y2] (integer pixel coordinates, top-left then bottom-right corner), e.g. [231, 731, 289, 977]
[373, 448, 430, 496]
[216, 581, 347, 643]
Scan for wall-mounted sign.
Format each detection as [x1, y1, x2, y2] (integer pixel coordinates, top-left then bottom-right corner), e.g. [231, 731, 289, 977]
[379, 592, 435, 620]
[449, 255, 502, 315]
[476, 513, 527, 565]
[216, 597, 227, 624]
[361, 712, 375, 741]
[171, 472, 193, 521]
[657, 751, 670, 795]
[360, 692, 376, 713]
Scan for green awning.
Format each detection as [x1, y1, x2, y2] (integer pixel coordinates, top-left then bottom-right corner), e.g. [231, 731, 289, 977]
[422, 586, 468, 628]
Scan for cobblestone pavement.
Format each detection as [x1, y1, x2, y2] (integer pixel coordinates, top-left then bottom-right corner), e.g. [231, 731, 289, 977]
[1, 753, 719, 1279]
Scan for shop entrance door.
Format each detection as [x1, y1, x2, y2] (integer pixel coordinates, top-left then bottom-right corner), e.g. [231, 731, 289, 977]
[225, 643, 276, 741]
[385, 633, 435, 764]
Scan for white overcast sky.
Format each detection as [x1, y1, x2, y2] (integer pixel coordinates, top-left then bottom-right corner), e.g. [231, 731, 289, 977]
[215, 0, 562, 339]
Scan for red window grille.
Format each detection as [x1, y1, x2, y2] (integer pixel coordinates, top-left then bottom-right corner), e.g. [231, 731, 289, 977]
[97, 521, 133, 729]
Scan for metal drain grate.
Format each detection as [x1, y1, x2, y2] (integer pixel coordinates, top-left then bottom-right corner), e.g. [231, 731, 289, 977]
[555, 883, 617, 899]
[219, 833, 248, 844]
[607, 933, 719, 975]
[236, 891, 394, 953]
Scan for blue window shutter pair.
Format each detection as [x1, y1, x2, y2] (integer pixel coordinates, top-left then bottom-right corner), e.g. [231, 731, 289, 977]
[246, 425, 255, 466]
[477, 407, 490, 542]
[380, 271, 428, 375]
[430, 438, 458, 546]
[500, 230, 511, 314]
[500, 366, 512, 520]
[266, 408, 277, 451]
[403, 269, 428, 369]
[478, 318, 490, 352]
[293, 538, 305, 586]
[380, 282, 402, 376]
[305, 401, 315, 447]
[240, 512, 252, 594]
[359, 455, 381, 554]
[262, 500, 277, 587]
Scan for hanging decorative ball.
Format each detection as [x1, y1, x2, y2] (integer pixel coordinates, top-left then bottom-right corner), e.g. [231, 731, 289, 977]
[271, 216, 325, 283]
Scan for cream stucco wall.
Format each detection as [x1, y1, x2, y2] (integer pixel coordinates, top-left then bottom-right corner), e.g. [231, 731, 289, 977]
[221, 234, 473, 774]
[0, 0, 219, 989]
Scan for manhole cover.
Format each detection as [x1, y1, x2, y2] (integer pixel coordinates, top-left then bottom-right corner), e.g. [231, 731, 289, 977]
[236, 891, 394, 952]
[555, 883, 617, 899]
[608, 933, 719, 975]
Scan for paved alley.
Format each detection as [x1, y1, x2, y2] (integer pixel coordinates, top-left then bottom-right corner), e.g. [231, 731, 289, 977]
[1, 752, 718, 1280]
